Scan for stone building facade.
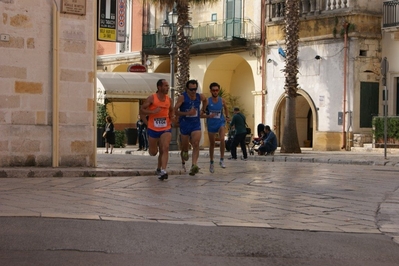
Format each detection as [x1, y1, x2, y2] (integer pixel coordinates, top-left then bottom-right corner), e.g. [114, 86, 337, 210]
[0, 0, 96, 167]
[265, 0, 382, 150]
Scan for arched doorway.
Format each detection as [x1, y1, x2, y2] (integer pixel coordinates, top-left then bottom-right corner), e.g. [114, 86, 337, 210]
[201, 53, 256, 146]
[274, 89, 317, 148]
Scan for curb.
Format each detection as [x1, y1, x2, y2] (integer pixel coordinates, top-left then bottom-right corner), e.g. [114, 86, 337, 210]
[0, 168, 184, 178]
[2, 151, 399, 178]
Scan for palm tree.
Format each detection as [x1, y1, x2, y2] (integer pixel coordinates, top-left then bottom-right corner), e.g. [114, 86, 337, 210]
[149, 0, 217, 93]
[175, 2, 191, 93]
[280, 0, 301, 153]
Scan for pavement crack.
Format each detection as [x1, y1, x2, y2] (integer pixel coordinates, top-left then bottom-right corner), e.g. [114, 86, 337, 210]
[46, 248, 111, 254]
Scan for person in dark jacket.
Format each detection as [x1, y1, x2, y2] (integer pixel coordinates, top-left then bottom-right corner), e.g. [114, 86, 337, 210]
[228, 107, 248, 160]
[136, 115, 148, 151]
[104, 116, 115, 154]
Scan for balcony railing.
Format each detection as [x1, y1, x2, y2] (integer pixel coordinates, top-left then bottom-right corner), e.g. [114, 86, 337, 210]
[267, 0, 350, 20]
[383, 0, 399, 28]
[143, 18, 260, 50]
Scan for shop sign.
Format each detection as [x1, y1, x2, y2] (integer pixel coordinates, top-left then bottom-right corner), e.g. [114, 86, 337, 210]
[98, 0, 126, 42]
[127, 64, 147, 72]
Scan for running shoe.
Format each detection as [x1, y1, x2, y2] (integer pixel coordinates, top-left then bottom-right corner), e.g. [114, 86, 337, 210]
[182, 162, 187, 172]
[181, 151, 189, 161]
[189, 165, 199, 176]
[156, 168, 161, 175]
[209, 163, 214, 173]
[158, 170, 168, 181]
[219, 160, 226, 168]
[241, 156, 247, 161]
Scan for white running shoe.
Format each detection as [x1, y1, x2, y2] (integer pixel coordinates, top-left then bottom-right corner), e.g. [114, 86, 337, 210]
[219, 160, 226, 168]
[209, 163, 215, 173]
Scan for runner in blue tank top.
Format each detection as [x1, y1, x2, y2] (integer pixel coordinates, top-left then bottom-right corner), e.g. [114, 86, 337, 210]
[174, 80, 208, 176]
[204, 82, 229, 173]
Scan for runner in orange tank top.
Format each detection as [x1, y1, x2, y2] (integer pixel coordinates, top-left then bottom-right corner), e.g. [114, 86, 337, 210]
[140, 79, 175, 181]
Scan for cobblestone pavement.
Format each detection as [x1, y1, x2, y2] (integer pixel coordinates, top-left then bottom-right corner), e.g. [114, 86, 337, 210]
[0, 147, 398, 245]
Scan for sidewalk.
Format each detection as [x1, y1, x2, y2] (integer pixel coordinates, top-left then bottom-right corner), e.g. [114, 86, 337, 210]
[2, 146, 399, 178]
[0, 146, 399, 245]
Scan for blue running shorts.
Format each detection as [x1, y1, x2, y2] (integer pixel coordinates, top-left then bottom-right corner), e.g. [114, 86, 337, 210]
[207, 120, 225, 133]
[147, 128, 172, 138]
[180, 121, 201, 136]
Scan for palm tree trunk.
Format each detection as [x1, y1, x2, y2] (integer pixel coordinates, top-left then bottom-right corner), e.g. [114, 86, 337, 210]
[176, 3, 190, 94]
[280, 0, 301, 153]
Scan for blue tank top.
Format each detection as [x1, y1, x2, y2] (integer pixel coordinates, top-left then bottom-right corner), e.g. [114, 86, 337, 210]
[178, 92, 201, 124]
[206, 96, 225, 126]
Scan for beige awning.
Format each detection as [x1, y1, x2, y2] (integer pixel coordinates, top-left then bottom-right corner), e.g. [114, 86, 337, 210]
[97, 72, 170, 102]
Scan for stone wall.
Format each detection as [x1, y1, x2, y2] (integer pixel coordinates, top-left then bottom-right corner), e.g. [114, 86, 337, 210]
[0, 0, 96, 167]
[353, 133, 373, 147]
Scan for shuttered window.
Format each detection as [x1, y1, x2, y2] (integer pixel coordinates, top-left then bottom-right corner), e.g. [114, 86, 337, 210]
[360, 82, 379, 128]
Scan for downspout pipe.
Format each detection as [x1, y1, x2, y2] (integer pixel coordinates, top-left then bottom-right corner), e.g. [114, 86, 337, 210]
[260, 0, 266, 123]
[52, 1, 60, 167]
[341, 22, 349, 150]
[141, 0, 148, 65]
[93, 0, 98, 167]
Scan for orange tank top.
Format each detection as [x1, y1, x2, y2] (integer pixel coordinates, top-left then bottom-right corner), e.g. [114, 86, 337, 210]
[147, 93, 171, 132]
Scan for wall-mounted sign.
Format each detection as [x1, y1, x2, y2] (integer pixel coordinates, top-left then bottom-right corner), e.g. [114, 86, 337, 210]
[128, 64, 147, 72]
[98, 0, 126, 42]
[61, 0, 86, 15]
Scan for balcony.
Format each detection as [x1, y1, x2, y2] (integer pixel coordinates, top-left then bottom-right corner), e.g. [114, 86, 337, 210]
[383, 0, 399, 28]
[142, 18, 261, 55]
[267, 0, 351, 21]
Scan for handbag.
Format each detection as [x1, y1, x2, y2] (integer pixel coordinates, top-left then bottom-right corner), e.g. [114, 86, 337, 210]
[238, 113, 251, 135]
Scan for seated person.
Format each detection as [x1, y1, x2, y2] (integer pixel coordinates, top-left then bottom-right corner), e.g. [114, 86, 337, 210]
[257, 123, 265, 138]
[258, 125, 277, 155]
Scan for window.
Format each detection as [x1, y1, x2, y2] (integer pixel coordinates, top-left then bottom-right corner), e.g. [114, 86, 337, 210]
[225, 0, 242, 38]
[360, 82, 379, 128]
[359, 50, 367, 57]
[396, 78, 399, 115]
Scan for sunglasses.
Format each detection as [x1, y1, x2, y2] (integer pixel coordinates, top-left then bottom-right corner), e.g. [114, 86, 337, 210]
[211, 89, 219, 92]
[188, 88, 197, 91]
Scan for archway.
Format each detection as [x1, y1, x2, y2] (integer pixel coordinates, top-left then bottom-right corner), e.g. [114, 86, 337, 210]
[201, 53, 255, 146]
[273, 89, 318, 148]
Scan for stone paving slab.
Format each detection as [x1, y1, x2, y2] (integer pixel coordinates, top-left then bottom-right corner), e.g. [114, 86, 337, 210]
[0, 155, 399, 245]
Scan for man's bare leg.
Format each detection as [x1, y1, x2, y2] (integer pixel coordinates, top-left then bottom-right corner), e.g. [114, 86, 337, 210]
[218, 126, 226, 168]
[158, 132, 172, 170]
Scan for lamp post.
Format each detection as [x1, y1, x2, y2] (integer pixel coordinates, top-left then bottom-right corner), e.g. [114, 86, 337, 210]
[160, 9, 193, 151]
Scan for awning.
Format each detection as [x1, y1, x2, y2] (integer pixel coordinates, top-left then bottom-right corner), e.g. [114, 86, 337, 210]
[97, 72, 170, 102]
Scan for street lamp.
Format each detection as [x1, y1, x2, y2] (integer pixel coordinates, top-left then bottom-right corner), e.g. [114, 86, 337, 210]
[160, 8, 193, 151]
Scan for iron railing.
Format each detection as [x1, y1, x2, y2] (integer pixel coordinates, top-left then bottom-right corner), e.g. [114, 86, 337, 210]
[143, 18, 261, 50]
[267, 0, 350, 21]
[383, 0, 399, 28]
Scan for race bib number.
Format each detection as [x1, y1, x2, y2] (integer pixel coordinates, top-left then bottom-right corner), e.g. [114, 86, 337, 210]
[154, 117, 167, 128]
[211, 111, 221, 119]
[186, 108, 198, 117]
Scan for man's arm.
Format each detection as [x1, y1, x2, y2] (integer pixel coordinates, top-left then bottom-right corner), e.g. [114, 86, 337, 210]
[140, 95, 154, 125]
[174, 95, 196, 116]
[229, 115, 236, 129]
[174, 95, 184, 116]
[222, 98, 229, 120]
[140, 95, 154, 115]
[264, 132, 273, 143]
[199, 94, 210, 118]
